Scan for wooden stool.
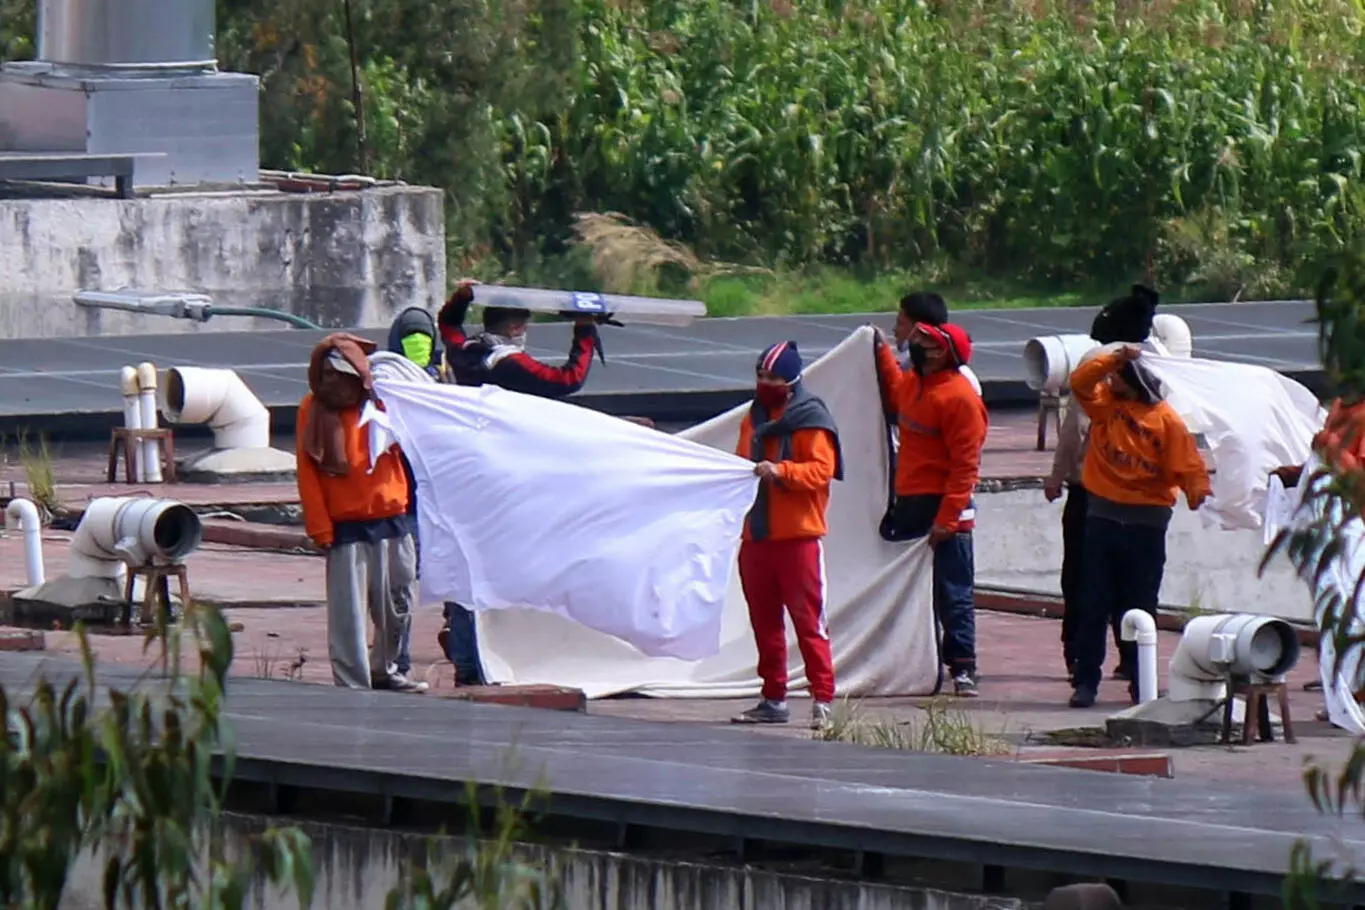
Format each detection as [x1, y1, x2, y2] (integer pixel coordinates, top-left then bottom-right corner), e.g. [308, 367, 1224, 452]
[1220, 677, 1296, 745]
[1037, 393, 1066, 451]
[121, 564, 190, 627]
[107, 428, 177, 484]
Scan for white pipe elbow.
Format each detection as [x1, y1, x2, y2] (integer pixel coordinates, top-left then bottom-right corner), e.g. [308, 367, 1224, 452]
[1022, 334, 1100, 394]
[1120, 609, 1157, 645]
[1151, 314, 1193, 359]
[120, 365, 141, 398]
[161, 366, 270, 450]
[67, 496, 203, 580]
[5, 498, 45, 586]
[1120, 609, 1159, 705]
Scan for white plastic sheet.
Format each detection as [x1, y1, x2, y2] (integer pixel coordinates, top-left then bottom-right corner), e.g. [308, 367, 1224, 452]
[460, 327, 939, 698]
[1141, 355, 1325, 530]
[371, 376, 760, 662]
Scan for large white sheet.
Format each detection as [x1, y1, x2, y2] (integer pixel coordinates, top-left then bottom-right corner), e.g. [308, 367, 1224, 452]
[469, 326, 939, 699]
[1142, 355, 1326, 530]
[371, 376, 760, 662]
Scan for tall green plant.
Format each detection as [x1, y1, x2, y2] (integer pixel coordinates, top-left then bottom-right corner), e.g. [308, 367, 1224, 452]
[1264, 243, 1365, 908]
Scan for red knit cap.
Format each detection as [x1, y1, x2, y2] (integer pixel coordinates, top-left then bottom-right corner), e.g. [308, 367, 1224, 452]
[920, 322, 973, 366]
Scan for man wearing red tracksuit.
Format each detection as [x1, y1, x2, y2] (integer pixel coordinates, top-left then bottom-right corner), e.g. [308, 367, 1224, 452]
[731, 341, 844, 730]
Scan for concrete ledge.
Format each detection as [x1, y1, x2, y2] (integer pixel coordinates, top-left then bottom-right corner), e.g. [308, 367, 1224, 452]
[438, 684, 587, 713]
[1012, 749, 1174, 778]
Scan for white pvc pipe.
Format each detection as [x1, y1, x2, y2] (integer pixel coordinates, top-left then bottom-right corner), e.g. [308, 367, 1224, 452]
[67, 496, 203, 582]
[120, 365, 143, 479]
[159, 366, 270, 449]
[1120, 609, 1159, 705]
[1151, 314, 1193, 359]
[1022, 334, 1100, 394]
[1023, 318, 1197, 394]
[136, 362, 163, 483]
[1168, 613, 1302, 702]
[4, 498, 45, 586]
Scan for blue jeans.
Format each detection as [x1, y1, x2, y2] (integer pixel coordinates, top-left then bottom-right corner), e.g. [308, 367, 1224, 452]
[934, 531, 977, 675]
[1074, 516, 1166, 694]
[442, 602, 485, 685]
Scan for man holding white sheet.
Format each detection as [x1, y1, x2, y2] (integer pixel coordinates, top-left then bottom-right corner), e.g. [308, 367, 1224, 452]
[731, 341, 844, 728]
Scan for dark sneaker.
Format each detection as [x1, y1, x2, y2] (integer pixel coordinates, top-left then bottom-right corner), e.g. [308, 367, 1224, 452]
[1069, 686, 1097, 708]
[391, 673, 428, 694]
[731, 700, 790, 724]
[810, 702, 832, 730]
[952, 671, 979, 698]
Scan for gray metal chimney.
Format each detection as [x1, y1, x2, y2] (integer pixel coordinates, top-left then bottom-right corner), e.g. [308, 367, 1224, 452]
[0, 0, 260, 186]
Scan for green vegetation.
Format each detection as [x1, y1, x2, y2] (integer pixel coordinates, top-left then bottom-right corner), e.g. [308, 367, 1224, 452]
[5, 0, 1364, 311]
[1265, 243, 1365, 908]
[0, 593, 563, 908]
[814, 696, 1012, 756]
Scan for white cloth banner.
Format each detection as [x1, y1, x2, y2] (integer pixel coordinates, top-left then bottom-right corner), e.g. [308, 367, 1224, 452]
[459, 326, 939, 699]
[371, 376, 760, 662]
[1141, 355, 1325, 530]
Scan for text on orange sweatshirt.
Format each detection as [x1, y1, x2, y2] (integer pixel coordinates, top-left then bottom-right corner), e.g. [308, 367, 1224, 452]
[736, 412, 839, 541]
[875, 341, 989, 531]
[1070, 351, 1211, 508]
[295, 395, 410, 548]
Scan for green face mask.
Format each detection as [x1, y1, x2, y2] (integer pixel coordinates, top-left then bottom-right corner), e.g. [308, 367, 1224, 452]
[400, 333, 433, 367]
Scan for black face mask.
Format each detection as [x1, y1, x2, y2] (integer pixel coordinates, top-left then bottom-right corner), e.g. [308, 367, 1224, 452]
[908, 343, 930, 372]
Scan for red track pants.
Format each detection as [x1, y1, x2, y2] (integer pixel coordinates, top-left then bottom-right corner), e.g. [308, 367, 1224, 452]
[738, 537, 835, 703]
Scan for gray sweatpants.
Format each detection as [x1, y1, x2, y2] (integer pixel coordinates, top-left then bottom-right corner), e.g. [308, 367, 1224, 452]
[325, 533, 417, 689]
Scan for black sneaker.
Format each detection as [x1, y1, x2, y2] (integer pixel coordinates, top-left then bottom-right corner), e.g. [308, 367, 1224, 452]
[1069, 686, 1097, 708]
[731, 700, 790, 724]
[952, 671, 979, 698]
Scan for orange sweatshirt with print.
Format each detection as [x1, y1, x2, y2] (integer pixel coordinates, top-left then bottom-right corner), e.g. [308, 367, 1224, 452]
[736, 412, 839, 541]
[874, 342, 989, 531]
[1070, 351, 1211, 508]
[295, 394, 410, 548]
[1314, 398, 1365, 474]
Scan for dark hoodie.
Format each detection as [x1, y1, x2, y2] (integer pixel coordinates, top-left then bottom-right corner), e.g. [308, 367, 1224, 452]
[386, 306, 443, 377]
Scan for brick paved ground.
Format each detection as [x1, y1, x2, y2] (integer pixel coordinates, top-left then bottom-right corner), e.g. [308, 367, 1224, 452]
[0, 409, 1346, 794]
[0, 529, 1351, 791]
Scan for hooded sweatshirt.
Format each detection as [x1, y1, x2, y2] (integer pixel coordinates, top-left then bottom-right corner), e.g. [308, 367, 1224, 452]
[1070, 347, 1210, 523]
[737, 383, 844, 541]
[386, 306, 443, 377]
[296, 336, 410, 549]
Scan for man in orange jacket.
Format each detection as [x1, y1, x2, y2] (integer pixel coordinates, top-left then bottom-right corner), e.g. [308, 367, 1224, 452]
[296, 334, 426, 693]
[874, 319, 989, 697]
[731, 341, 844, 729]
[1068, 344, 1210, 708]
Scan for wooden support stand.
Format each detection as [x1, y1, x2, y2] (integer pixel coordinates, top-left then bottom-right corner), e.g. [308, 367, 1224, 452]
[1037, 393, 1066, 451]
[107, 428, 177, 484]
[1219, 678, 1296, 745]
[122, 564, 190, 627]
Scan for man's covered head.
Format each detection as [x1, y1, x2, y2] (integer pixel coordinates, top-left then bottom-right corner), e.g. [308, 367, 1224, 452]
[1091, 283, 1159, 345]
[482, 306, 533, 343]
[906, 321, 972, 374]
[755, 341, 802, 409]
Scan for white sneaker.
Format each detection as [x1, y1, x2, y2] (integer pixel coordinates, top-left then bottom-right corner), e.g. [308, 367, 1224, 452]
[810, 701, 832, 730]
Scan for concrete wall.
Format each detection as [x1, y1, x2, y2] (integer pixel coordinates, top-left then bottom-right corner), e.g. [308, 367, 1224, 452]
[57, 813, 1036, 910]
[0, 185, 445, 339]
[974, 483, 1310, 623]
